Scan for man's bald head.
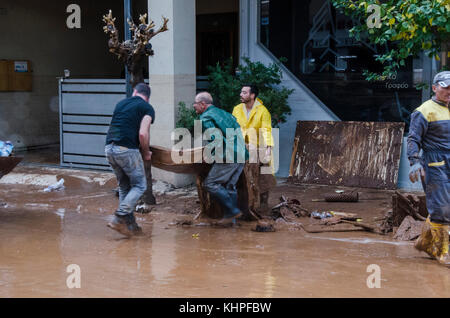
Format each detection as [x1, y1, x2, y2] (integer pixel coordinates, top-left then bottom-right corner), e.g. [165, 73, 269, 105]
[194, 92, 214, 114]
[195, 92, 213, 105]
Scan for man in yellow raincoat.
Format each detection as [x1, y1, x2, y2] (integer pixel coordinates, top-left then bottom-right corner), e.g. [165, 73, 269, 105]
[232, 84, 276, 212]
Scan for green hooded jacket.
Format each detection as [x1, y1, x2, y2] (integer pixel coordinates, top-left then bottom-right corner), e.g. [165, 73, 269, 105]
[199, 106, 249, 163]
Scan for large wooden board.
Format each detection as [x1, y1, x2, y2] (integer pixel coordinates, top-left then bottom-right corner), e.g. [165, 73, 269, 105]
[288, 121, 405, 189]
[0, 157, 22, 179]
[150, 145, 209, 175]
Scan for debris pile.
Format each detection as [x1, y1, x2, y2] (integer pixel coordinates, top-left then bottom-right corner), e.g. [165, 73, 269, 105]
[380, 191, 428, 240]
[0, 141, 14, 157]
[271, 195, 310, 220]
[253, 221, 276, 232]
[393, 216, 423, 241]
[392, 191, 427, 225]
[267, 195, 385, 234]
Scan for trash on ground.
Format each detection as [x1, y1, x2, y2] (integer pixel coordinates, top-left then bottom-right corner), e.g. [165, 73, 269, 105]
[311, 211, 333, 219]
[253, 221, 275, 232]
[43, 179, 65, 192]
[271, 195, 310, 220]
[0, 141, 13, 157]
[392, 191, 427, 225]
[136, 203, 153, 214]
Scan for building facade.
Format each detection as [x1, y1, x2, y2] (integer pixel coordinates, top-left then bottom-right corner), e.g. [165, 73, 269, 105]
[0, 0, 444, 189]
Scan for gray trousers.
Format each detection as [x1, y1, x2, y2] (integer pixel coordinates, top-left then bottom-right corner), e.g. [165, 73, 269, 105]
[204, 163, 244, 194]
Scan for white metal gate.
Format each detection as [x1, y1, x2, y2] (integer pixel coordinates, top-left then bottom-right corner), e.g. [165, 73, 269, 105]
[58, 79, 129, 170]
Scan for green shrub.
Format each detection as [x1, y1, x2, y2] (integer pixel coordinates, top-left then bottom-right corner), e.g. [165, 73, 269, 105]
[176, 101, 199, 135]
[176, 57, 294, 132]
[208, 57, 293, 127]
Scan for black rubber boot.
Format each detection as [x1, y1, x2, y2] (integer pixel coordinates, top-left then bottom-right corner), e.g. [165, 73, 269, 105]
[209, 187, 242, 223]
[126, 213, 143, 235]
[226, 185, 240, 219]
[107, 214, 132, 237]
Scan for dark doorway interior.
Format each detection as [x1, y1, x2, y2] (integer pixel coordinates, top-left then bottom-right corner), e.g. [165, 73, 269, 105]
[196, 13, 239, 76]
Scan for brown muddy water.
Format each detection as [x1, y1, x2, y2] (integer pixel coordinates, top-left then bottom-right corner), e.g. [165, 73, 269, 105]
[0, 166, 449, 298]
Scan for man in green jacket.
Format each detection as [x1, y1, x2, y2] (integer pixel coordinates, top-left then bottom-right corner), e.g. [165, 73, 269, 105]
[193, 92, 248, 223]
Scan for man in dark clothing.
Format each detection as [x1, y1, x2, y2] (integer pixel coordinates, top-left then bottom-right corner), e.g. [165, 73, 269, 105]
[105, 83, 155, 237]
[194, 92, 248, 223]
[408, 71, 450, 266]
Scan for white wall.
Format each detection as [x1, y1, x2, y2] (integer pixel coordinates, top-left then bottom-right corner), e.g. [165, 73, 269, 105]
[0, 0, 146, 149]
[148, 0, 197, 187]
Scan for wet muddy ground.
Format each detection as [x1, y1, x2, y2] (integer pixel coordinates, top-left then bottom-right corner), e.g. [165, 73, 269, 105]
[0, 164, 449, 298]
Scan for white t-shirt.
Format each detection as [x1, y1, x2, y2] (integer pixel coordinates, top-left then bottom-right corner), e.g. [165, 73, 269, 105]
[244, 104, 253, 119]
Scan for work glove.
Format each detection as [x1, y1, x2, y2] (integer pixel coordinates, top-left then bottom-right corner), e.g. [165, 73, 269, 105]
[409, 162, 425, 183]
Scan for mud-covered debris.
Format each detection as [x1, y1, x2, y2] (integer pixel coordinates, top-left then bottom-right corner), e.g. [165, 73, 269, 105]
[379, 210, 394, 233]
[393, 216, 424, 241]
[393, 191, 427, 226]
[172, 217, 194, 227]
[253, 221, 275, 232]
[135, 203, 153, 214]
[320, 216, 343, 226]
[272, 195, 310, 221]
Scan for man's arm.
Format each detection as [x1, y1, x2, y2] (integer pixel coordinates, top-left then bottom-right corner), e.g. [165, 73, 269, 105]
[407, 111, 428, 165]
[139, 115, 152, 161]
[407, 110, 428, 182]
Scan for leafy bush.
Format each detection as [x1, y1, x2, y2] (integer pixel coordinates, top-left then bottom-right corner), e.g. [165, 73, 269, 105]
[331, 0, 450, 81]
[208, 57, 293, 127]
[176, 102, 198, 135]
[176, 57, 294, 132]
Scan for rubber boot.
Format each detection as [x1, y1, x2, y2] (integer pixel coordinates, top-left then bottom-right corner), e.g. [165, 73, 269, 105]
[415, 218, 450, 266]
[414, 218, 434, 255]
[226, 185, 239, 218]
[126, 213, 143, 236]
[209, 187, 242, 223]
[107, 214, 132, 237]
[435, 225, 449, 266]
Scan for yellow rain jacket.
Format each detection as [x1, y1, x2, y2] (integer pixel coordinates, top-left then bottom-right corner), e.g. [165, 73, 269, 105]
[232, 98, 274, 147]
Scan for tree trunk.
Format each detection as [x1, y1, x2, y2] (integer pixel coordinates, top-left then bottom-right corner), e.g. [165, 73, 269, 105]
[142, 160, 156, 205]
[196, 162, 263, 220]
[441, 41, 449, 68]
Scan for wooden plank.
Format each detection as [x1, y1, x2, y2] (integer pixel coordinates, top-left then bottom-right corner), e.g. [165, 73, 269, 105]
[0, 157, 23, 179]
[288, 121, 405, 189]
[150, 145, 208, 175]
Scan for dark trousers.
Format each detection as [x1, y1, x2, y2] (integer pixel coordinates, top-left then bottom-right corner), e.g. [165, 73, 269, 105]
[204, 163, 244, 194]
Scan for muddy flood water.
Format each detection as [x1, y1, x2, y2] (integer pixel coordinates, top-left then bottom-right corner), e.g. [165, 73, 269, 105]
[0, 166, 449, 298]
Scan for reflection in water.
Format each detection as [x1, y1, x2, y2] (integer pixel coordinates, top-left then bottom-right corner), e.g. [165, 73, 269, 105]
[150, 218, 177, 288]
[0, 207, 449, 297]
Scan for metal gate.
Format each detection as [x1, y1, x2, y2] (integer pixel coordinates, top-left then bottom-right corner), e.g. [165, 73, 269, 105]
[58, 79, 129, 170]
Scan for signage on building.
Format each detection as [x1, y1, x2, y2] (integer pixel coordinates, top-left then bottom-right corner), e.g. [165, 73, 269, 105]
[14, 61, 28, 73]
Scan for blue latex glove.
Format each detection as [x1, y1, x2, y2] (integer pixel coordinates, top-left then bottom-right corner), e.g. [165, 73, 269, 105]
[409, 162, 425, 183]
